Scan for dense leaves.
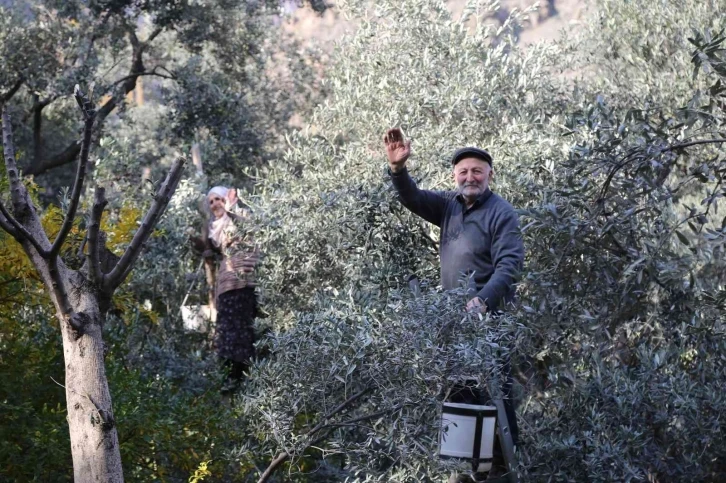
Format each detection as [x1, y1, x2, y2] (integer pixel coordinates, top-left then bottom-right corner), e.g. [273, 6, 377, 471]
[2, 0, 726, 481]
[240, 0, 726, 481]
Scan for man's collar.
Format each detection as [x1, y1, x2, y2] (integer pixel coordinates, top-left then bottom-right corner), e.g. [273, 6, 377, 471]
[456, 188, 493, 209]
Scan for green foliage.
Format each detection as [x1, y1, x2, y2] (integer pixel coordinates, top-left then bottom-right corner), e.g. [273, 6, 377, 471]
[237, 0, 726, 481]
[567, 0, 726, 106]
[246, 288, 519, 482]
[0, 315, 70, 482]
[4, 0, 726, 481]
[1, 0, 322, 193]
[0, 308, 252, 482]
[0, 187, 245, 482]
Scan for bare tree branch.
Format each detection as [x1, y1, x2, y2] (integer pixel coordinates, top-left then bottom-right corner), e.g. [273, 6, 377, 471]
[2, 121, 76, 318]
[0, 205, 19, 238]
[26, 139, 82, 176]
[145, 27, 163, 46]
[598, 137, 726, 201]
[110, 66, 175, 89]
[309, 386, 372, 436]
[32, 94, 43, 166]
[104, 157, 186, 291]
[26, 25, 165, 177]
[257, 452, 291, 483]
[0, 200, 48, 256]
[318, 402, 413, 431]
[0, 77, 25, 104]
[88, 187, 107, 288]
[27, 93, 60, 164]
[2, 107, 26, 212]
[1, 108, 50, 257]
[663, 137, 726, 152]
[50, 86, 96, 258]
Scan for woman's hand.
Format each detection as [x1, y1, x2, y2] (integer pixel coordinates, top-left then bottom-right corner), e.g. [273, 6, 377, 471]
[240, 253, 259, 273]
[226, 188, 238, 209]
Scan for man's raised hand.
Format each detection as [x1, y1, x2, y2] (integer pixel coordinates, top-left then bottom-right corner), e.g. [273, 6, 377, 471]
[384, 127, 411, 173]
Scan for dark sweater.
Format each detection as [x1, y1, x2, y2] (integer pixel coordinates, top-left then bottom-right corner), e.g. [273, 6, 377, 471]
[390, 167, 524, 311]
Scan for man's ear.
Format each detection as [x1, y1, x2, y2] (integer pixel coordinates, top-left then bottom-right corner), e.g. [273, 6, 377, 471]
[489, 169, 495, 179]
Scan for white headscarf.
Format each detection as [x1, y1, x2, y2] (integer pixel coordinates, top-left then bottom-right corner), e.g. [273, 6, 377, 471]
[207, 186, 232, 247]
[207, 186, 229, 199]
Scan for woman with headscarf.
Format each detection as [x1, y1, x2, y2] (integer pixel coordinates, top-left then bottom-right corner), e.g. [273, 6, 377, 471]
[196, 186, 260, 387]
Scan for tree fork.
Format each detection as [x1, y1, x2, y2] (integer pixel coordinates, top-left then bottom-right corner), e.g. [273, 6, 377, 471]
[103, 156, 186, 291]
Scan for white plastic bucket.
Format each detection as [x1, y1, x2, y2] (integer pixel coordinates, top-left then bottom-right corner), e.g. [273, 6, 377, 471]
[181, 304, 216, 332]
[439, 401, 497, 472]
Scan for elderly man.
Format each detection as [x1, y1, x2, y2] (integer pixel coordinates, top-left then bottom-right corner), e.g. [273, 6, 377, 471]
[384, 127, 524, 481]
[384, 127, 523, 312]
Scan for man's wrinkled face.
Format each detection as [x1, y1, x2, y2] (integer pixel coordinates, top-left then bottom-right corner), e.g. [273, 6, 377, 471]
[453, 157, 493, 202]
[208, 194, 226, 219]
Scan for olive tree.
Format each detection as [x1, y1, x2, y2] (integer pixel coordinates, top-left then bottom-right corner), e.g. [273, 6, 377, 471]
[239, 0, 559, 480]
[0, 88, 185, 482]
[0, 0, 320, 187]
[231, 0, 726, 481]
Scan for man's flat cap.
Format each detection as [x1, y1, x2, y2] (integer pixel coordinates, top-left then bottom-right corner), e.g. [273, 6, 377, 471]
[451, 147, 493, 167]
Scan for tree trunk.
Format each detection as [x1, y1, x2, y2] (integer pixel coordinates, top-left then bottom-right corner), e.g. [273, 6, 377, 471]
[60, 279, 124, 482]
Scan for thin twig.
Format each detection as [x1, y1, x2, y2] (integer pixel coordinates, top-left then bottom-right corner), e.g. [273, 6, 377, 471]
[663, 138, 726, 152]
[145, 26, 163, 45]
[599, 137, 726, 201]
[320, 402, 412, 430]
[257, 386, 372, 483]
[49, 86, 96, 258]
[50, 375, 66, 390]
[309, 386, 372, 436]
[109, 66, 175, 89]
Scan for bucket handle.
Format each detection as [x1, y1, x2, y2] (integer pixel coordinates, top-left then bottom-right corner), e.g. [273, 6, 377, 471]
[181, 259, 206, 308]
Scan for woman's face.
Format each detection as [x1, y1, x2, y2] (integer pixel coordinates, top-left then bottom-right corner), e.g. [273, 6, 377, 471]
[208, 194, 226, 219]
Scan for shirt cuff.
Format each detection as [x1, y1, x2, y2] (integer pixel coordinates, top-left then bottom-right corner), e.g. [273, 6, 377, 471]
[387, 166, 408, 177]
[476, 287, 497, 309]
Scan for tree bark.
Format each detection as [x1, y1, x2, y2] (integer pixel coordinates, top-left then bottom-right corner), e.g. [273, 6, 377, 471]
[61, 286, 124, 483]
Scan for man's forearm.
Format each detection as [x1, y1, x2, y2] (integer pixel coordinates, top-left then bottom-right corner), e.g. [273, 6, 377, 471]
[477, 211, 525, 310]
[476, 267, 519, 311]
[389, 167, 446, 226]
